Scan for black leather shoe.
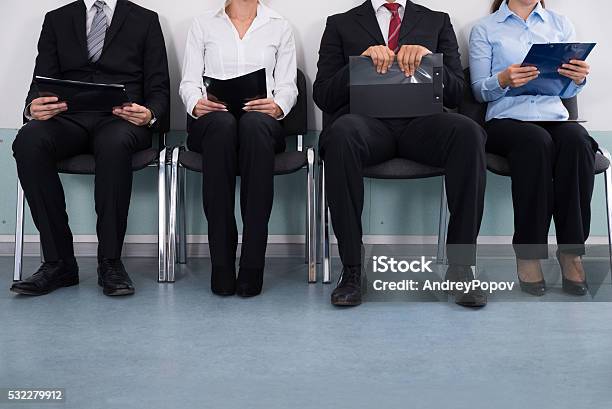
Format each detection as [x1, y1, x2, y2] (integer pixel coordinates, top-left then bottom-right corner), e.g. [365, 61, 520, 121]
[211, 266, 236, 296]
[556, 251, 588, 296]
[331, 265, 364, 307]
[236, 268, 264, 297]
[10, 259, 79, 296]
[519, 278, 547, 296]
[445, 265, 487, 308]
[97, 259, 135, 296]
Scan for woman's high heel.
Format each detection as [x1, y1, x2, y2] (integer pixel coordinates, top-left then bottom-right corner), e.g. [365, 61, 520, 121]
[556, 251, 588, 296]
[518, 278, 547, 296]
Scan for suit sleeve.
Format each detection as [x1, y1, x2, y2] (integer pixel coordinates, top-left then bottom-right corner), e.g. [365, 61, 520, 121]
[143, 13, 170, 124]
[313, 16, 350, 114]
[25, 13, 62, 118]
[437, 13, 464, 109]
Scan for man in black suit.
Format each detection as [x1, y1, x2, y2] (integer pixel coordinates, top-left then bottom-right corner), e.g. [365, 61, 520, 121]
[11, 0, 170, 297]
[314, 0, 487, 307]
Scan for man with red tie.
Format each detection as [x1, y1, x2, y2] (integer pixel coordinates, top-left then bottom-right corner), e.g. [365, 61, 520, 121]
[314, 0, 488, 307]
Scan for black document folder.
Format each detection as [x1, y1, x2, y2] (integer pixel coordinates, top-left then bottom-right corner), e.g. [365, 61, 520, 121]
[507, 42, 596, 97]
[349, 54, 443, 119]
[203, 68, 268, 116]
[35, 76, 130, 113]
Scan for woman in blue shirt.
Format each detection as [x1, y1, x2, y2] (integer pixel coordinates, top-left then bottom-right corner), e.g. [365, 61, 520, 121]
[469, 0, 596, 296]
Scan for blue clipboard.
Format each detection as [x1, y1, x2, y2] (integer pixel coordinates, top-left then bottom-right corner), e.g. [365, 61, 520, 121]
[507, 42, 596, 97]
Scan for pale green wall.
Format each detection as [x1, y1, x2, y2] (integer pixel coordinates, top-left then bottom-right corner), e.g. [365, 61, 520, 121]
[0, 128, 610, 237]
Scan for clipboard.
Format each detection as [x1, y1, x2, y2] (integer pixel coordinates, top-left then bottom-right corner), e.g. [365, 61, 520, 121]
[35, 76, 131, 113]
[349, 54, 444, 118]
[507, 42, 596, 97]
[203, 68, 268, 117]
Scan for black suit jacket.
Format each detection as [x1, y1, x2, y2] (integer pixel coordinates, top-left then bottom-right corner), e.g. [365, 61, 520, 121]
[313, 0, 464, 125]
[25, 0, 170, 124]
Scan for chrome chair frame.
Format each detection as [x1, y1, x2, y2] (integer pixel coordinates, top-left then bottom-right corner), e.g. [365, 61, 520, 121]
[13, 133, 170, 283]
[166, 141, 317, 283]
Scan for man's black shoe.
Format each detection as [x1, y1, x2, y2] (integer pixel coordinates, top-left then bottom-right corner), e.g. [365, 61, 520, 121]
[10, 259, 79, 296]
[331, 265, 364, 307]
[444, 265, 487, 308]
[97, 259, 135, 296]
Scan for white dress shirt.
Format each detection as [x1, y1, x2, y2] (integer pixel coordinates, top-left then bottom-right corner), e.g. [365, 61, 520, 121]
[179, 2, 298, 119]
[83, 0, 116, 33]
[371, 0, 406, 44]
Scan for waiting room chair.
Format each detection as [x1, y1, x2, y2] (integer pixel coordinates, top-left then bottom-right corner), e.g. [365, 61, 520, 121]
[166, 69, 316, 283]
[460, 68, 612, 270]
[13, 115, 171, 283]
[318, 114, 449, 284]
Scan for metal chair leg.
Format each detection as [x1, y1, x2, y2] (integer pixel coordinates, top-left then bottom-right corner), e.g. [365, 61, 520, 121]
[14, 180, 25, 282]
[167, 147, 180, 283]
[158, 148, 167, 283]
[307, 148, 316, 283]
[320, 161, 332, 284]
[436, 177, 449, 265]
[601, 148, 612, 275]
[177, 164, 187, 265]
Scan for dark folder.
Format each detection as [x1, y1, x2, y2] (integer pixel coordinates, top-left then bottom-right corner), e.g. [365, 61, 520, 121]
[35, 76, 130, 113]
[203, 68, 268, 117]
[349, 54, 443, 118]
[507, 42, 596, 97]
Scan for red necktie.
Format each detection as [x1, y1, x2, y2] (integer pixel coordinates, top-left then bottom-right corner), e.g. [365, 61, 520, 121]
[383, 3, 402, 53]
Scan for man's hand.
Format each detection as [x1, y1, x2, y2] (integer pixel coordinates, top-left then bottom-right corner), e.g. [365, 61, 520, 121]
[192, 98, 228, 118]
[558, 60, 590, 85]
[243, 98, 283, 119]
[29, 96, 67, 121]
[397, 45, 432, 76]
[362, 45, 396, 74]
[498, 64, 540, 89]
[113, 103, 152, 126]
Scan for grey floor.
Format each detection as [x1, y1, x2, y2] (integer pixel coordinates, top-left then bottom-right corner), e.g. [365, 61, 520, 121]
[2, 256, 612, 409]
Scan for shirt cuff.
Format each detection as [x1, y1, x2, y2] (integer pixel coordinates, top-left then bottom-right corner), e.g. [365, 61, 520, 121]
[274, 97, 291, 121]
[483, 74, 510, 100]
[186, 94, 202, 119]
[24, 103, 33, 121]
[565, 78, 586, 96]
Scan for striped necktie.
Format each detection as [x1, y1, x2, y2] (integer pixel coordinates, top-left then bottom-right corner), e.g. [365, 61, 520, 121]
[87, 1, 108, 63]
[383, 3, 402, 53]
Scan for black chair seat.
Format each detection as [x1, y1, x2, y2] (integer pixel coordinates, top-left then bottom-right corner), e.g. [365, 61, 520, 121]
[488, 152, 610, 177]
[56, 148, 159, 175]
[363, 158, 445, 180]
[179, 150, 308, 176]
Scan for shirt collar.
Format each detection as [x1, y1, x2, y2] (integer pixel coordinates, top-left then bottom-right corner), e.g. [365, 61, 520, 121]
[216, 1, 282, 20]
[84, 0, 117, 13]
[371, 0, 407, 13]
[496, 1, 548, 23]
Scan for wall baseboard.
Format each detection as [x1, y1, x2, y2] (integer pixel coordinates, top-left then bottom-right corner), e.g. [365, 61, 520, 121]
[0, 235, 609, 258]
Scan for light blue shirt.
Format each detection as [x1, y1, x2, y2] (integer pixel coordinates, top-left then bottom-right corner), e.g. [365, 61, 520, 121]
[469, 1, 585, 122]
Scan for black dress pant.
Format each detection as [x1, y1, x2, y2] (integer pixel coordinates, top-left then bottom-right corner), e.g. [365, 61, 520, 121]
[187, 111, 285, 271]
[12, 113, 152, 262]
[485, 119, 598, 259]
[319, 113, 487, 266]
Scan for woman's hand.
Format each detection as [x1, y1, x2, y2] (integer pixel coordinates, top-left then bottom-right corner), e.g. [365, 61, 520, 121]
[558, 60, 590, 85]
[113, 103, 152, 126]
[243, 98, 283, 119]
[498, 64, 540, 89]
[396, 45, 432, 76]
[193, 98, 228, 118]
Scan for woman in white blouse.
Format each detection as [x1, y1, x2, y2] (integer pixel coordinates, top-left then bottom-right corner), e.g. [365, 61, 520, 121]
[179, 0, 298, 297]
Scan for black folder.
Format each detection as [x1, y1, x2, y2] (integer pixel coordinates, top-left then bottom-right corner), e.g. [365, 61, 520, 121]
[35, 76, 130, 113]
[203, 68, 267, 116]
[349, 54, 444, 118]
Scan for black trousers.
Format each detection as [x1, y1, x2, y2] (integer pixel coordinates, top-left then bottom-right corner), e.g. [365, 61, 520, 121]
[12, 113, 151, 262]
[187, 111, 285, 270]
[319, 113, 487, 266]
[485, 119, 598, 259]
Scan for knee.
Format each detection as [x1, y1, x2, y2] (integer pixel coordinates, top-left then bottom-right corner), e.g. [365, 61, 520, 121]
[557, 128, 594, 153]
[199, 112, 238, 148]
[451, 116, 487, 152]
[238, 112, 277, 147]
[12, 123, 52, 160]
[322, 114, 363, 154]
[524, 132, 555, 158]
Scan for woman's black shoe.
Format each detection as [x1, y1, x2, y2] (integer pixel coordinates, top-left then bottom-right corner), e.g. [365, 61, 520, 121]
[236, 268, 264, 297]
[556, 251, 588, 296]
[331, 265, 364, 307]
[518, 278, 547, 296]
[211, 266, 236, 296]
